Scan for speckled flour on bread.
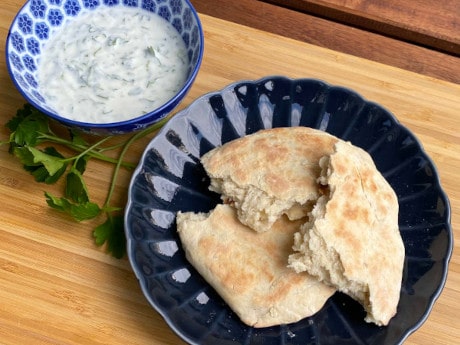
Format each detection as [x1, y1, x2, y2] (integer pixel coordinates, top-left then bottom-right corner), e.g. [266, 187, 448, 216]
[200, 127, 338, 233]
[176, 204, 335, 328]
[288, 140, 404, 326]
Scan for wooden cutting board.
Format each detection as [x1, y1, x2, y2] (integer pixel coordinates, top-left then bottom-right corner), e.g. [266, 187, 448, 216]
[0, 10, 459, 345]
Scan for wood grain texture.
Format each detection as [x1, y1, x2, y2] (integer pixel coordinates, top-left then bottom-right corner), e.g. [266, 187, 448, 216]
[193, 0, 460, 84]
[267, 0, 460, 55]
[1, 1, 460, 344]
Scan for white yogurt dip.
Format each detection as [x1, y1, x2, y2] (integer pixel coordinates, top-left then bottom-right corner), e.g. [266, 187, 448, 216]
[37, 6, 189, 123]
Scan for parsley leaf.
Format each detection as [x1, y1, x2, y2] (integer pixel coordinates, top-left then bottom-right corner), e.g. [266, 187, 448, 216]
[74, 155, 89, 174]
[14, 146, 68, 184]
[2, 104, 169, 258]
[26, 146, 67, 176]
[70, 129, 89, 147]
[6, 103, 49, 147]
[65, 167, 90, 203]
[93, 214, 126, 259]
[45, 192, 101, 221]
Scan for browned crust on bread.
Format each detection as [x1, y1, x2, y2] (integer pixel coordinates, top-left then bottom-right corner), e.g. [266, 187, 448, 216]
[201, 127, 338, 232]
[177, 204, 335, 327]
[289, 141, 404, 326]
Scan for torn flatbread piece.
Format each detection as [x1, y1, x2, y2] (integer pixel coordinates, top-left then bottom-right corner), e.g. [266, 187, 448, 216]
[201, 127, 338, 232]
[177, 204, 335, 328]
[289, 140, 404, 326]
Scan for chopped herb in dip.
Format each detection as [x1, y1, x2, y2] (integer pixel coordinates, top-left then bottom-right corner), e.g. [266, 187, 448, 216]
[38, 6, 189, 123]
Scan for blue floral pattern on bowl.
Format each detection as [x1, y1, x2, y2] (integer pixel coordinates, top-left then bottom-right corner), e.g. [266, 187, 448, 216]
[6, 0, 204, 135]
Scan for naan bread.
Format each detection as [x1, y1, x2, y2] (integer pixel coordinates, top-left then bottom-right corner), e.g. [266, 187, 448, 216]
[201, 127, 338, 232]
[176, 204, 335, 328]
[288, 140, 404, 326]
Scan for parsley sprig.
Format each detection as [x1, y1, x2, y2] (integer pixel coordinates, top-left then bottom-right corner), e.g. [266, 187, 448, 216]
[1, 104, 168, 258]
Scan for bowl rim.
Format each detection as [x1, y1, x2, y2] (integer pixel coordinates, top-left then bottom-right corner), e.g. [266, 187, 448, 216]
[5, 0, 205, 130]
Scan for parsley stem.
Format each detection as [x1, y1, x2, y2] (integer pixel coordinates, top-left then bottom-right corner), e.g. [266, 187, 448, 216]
[69, 135, 112, 166]
[5, 103, 172, 258]
[97, 141, 127, 152]
[103, 116, 170, 209]
[37, 132, 136, 169]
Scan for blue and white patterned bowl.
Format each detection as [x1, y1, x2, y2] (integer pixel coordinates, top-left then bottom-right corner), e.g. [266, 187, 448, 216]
[6, 0, 204, 135]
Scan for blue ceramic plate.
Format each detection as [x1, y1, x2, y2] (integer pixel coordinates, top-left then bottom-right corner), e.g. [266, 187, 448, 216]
[125, 76, 453, 344]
